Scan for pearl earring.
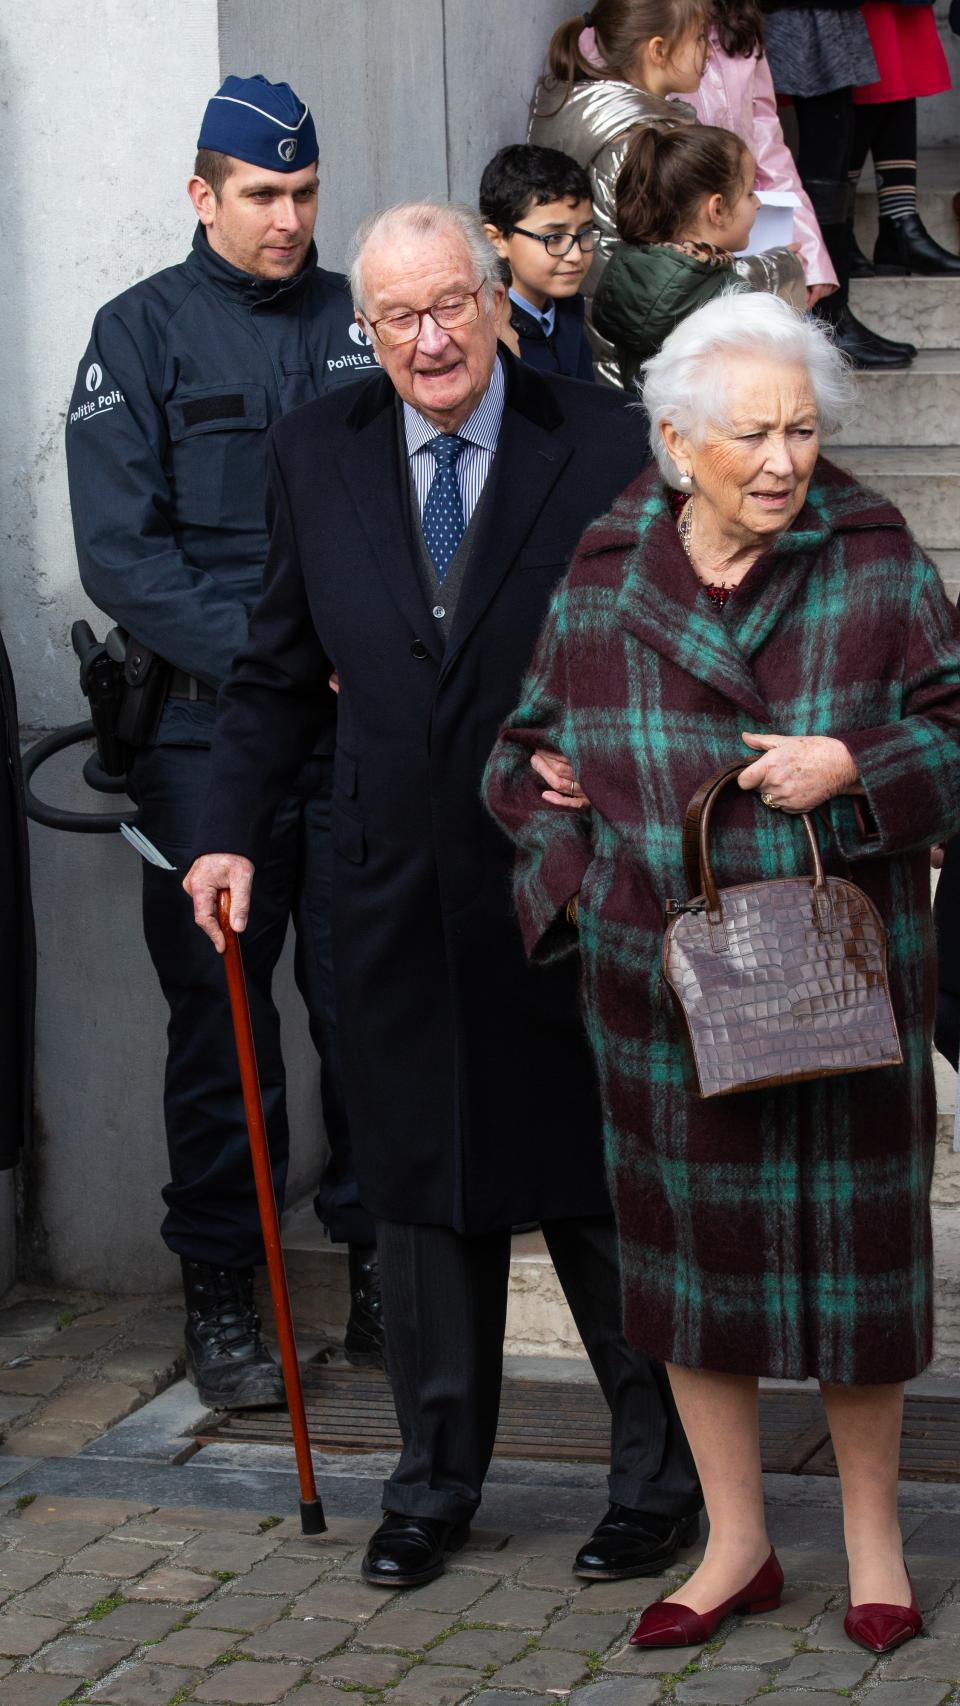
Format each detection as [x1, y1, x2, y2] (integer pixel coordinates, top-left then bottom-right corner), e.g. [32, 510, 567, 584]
[678, 471, 693, 489]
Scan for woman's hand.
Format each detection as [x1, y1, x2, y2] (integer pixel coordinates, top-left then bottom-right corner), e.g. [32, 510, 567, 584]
[531, 748, 591, 810]
[806, 282, 837, 308]
[739, 731, 859, 811]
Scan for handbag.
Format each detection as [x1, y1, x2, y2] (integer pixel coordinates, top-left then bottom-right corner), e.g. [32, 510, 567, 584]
[661, 761, 902, 1098]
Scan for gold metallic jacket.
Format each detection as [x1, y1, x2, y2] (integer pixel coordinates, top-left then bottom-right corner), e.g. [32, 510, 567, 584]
[528, 78, 697, 386]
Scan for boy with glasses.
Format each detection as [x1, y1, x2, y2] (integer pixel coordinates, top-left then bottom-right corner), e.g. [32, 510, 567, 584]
[480, 144, 598, 380]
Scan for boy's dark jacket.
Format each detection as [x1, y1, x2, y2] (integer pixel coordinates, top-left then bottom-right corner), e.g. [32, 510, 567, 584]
[509, 292, 595, 381]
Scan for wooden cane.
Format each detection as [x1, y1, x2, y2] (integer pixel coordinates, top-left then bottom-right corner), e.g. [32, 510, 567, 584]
[217, 889, 326, 1535]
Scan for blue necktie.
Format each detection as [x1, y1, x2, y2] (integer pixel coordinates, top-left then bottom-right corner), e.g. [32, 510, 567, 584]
[422, 434, 466, 582]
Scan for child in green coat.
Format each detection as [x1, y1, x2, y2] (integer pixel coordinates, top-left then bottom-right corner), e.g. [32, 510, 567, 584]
[593, 124, 805, 388]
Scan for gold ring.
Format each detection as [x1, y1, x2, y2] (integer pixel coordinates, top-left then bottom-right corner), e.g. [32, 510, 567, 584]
[761, 792, 780, 809]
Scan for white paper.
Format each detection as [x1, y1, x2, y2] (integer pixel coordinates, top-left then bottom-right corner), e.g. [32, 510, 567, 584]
[735, 190, 800, 259]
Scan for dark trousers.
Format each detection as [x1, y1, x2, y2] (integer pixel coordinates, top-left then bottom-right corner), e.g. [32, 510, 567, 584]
[377, 1215, 701, 1525]
[793, 87, 856, 310]
[128, 743, 374, 1268]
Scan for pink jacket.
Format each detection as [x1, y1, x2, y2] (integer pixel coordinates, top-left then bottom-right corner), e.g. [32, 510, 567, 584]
[691, 35, 838, 292]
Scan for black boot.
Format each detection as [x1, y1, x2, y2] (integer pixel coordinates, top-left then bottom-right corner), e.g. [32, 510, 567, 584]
[805, 178, 916, 366]
[181, 1259, 286, 1409]
[344, 1243, 386, 1368]
[824, 304, 916, 369]
[875, 211, 960, 277]
[849, 227, 882, 278]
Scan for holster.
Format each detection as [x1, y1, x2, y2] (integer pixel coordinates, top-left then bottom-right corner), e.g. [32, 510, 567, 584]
[115, 634, 173, 750]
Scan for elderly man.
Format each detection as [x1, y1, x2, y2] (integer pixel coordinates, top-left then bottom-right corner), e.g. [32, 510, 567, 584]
[65, 75, 382, 1411]
[185, 200, 701, 1587]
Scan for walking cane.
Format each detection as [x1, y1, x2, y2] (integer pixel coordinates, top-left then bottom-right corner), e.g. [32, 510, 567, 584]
[218, 889, 326, 1535]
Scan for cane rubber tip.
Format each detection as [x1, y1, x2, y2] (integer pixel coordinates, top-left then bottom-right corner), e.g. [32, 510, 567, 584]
[300, 1499, 327, 1535]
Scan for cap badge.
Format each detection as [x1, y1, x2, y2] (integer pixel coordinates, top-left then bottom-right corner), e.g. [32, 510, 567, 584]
[278, 138, 297, 162]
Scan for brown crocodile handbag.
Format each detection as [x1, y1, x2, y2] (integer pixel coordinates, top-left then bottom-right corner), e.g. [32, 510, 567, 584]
[662, 762, 902, 1098]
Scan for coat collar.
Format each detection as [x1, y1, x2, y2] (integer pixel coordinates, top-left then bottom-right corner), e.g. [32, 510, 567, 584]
[335, 350, 573, 667]
[187, 222, 318, 306]
[586, 457, 905, 721]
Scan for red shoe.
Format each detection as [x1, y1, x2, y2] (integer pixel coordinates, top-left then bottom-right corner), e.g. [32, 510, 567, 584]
[844, 1578, 922, 1654]
[629, 1548, 784, 1649]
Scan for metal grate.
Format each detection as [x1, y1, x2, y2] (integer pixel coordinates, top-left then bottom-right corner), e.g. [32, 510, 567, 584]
[195, 1367, 960, 1481]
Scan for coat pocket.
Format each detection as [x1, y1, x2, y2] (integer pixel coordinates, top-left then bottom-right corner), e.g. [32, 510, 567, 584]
[165, 382, 268, 527]
[332, 810, 366, 864]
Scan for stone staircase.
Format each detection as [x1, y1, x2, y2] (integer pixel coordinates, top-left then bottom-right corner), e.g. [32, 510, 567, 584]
[274, 149, 960, 1374]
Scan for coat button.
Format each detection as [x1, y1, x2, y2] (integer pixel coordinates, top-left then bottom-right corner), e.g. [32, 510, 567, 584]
[410, 640, 429, 659]
[432, 604, 445, 619]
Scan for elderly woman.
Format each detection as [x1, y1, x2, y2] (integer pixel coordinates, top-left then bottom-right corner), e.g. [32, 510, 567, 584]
[483, 291, 960, 1654]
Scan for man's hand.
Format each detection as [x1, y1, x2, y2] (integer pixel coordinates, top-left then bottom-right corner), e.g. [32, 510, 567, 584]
[182, 855, 255, 953]
[739, 732, 858, 812]
[531, 748, 591, 810]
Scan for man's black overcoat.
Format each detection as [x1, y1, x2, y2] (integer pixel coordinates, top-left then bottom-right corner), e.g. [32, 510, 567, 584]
[196, 351, 648, 1232]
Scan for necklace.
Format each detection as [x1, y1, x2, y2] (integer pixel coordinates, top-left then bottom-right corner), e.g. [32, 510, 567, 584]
[676, 497, 736, 610]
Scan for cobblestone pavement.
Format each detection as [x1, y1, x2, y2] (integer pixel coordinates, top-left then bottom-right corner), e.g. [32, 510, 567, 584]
[0, 1290, 186, 1460]
[0, 1493, 957, 1706]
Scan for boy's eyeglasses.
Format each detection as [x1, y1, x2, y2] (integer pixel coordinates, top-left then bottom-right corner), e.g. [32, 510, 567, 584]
[506, 224, 600, 257]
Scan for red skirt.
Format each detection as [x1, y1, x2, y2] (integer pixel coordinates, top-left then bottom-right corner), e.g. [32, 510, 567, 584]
[854, 3, 951, 104]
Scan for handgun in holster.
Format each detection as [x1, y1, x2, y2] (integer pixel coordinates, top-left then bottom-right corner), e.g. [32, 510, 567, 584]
[71, 621, 171, 776]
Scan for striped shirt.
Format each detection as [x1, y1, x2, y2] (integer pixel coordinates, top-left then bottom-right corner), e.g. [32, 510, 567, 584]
[403, 358, 505, 525]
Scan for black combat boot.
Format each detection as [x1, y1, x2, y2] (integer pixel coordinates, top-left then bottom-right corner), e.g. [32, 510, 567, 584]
[344, 1243, 386, 1368]
[181, 1259, 286, 1409]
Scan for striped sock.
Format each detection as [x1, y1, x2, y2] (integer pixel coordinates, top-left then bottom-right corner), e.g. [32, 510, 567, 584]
[875, 157, 917, 224]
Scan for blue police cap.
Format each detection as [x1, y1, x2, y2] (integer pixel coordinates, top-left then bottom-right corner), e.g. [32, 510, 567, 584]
[197, 74, 318, 172]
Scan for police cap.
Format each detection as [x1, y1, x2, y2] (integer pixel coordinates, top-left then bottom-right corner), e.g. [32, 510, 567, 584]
[197, 74, 318, 172]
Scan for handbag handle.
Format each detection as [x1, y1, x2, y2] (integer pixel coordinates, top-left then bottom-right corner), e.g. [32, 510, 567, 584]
[682, 761, 829, 925]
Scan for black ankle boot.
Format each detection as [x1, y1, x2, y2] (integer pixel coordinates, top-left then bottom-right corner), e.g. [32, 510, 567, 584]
[849, 229, 882, 278]
[875, 212, 960, 277]
[344, 1243, 386, 1368]
[181, 1259, 286, 1409]
[819, 304, 916, 369]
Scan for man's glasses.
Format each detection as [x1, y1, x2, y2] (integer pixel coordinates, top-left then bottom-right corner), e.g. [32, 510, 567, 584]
[506, 224, 600, 257]
[365, 282, 487, 348]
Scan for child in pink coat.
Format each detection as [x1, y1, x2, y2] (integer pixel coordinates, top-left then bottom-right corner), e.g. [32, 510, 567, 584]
[692, 25, 838, 303]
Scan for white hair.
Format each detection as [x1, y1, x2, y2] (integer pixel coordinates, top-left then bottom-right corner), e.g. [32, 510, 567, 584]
[347, 199, 501, 315]
[640, 291, 856, 488]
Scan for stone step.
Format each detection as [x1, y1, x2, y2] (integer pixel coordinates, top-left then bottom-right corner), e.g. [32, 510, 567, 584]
[933, 549, 960, 605]
[831, 445, 959, 549]
[833, 351, 960, 448]
[849, 277, 960, 351]
[855, 149, 959, 254]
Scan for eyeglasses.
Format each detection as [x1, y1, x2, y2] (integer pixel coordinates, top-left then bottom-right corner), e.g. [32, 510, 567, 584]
[365, 282, 487, 348]
[506, 224, 600, 257]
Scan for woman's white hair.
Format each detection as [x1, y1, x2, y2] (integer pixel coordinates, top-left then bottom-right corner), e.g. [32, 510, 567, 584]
[348, 200, 501, 315]
[640, 291, 856, 488]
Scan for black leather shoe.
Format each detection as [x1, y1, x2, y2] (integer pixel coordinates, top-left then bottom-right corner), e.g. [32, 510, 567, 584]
[344, 1243, 386, 1368]
[826, 306, 916, 369]
[361, 1513, 471, 1588]
[575, 1505, 702, 1581]
[849, 230, 885, 278]
[875, 212, 960, 277]
[181, 1259, 285, 1410]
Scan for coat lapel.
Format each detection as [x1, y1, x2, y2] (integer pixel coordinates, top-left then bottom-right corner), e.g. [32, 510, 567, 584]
[335, 381, 442, 662]
[609, 490, 773, 723]
[442, 407, 572, 670]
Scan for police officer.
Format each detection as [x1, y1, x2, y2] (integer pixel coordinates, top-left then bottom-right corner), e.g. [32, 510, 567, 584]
[65, 75, 382, 1409]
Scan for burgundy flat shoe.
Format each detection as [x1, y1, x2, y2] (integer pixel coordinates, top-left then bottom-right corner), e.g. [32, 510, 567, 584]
[844, 1581, 922, 1654]
[629, 1548, 783, 1648]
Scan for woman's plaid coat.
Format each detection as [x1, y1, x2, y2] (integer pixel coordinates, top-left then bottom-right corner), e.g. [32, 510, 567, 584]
[483, 458, 960, 1384]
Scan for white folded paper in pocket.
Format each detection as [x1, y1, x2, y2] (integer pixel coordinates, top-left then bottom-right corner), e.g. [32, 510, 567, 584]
[736, 190, 801, 258]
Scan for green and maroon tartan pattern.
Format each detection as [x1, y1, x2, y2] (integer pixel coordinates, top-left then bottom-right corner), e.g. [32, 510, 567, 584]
[483, 457, 960, 1383]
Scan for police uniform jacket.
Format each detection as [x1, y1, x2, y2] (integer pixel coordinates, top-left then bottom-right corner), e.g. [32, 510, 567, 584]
[65, 225, 375, 747]
[193, 351, 645, 1233]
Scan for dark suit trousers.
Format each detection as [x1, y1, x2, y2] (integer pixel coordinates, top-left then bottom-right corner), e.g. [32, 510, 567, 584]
[377, 1215, 701, 1525]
